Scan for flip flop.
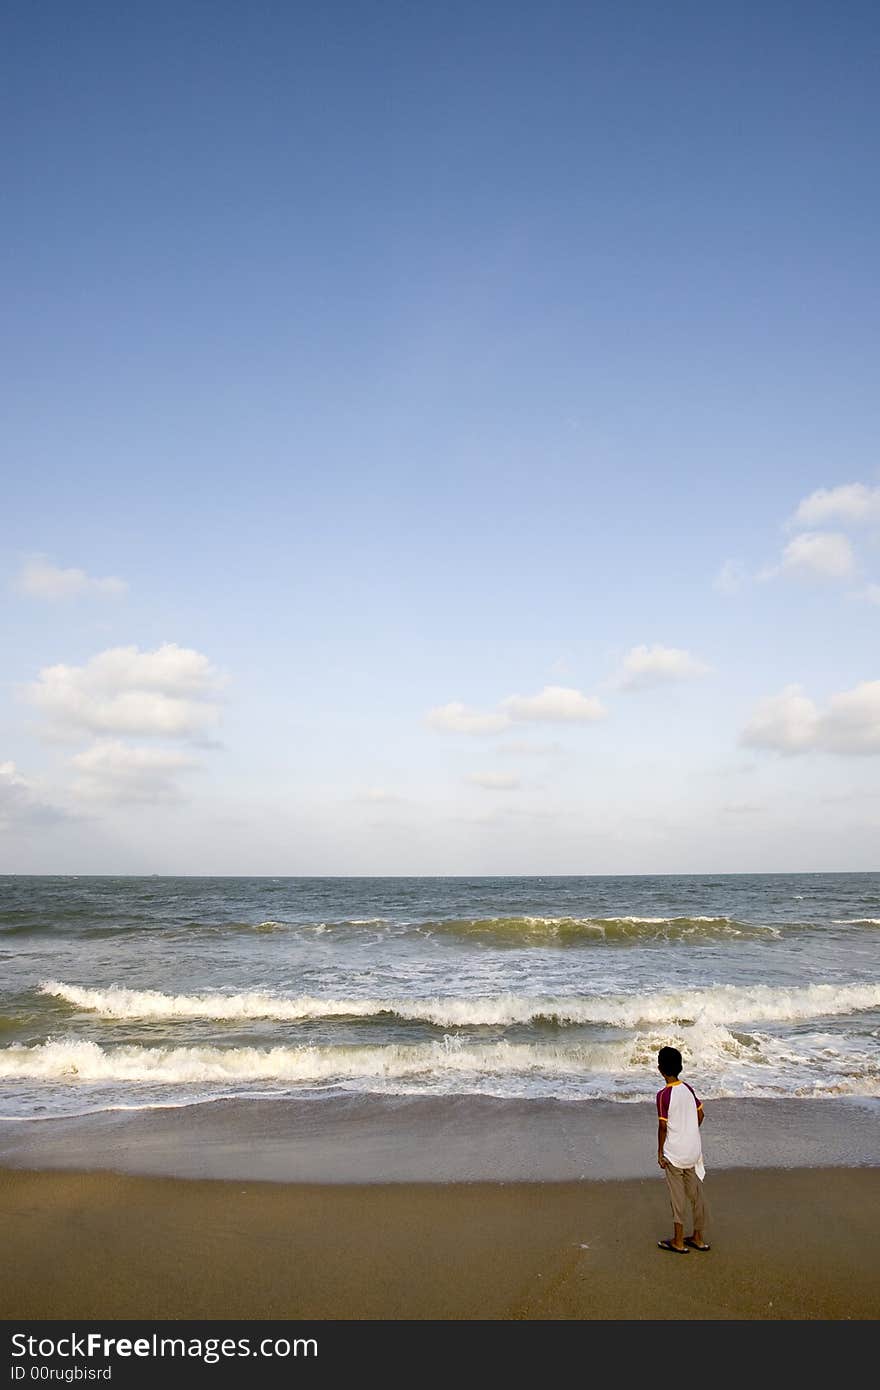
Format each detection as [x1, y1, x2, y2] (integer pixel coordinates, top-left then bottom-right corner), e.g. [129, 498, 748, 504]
[657, 1240, 689, 1254]
[684, 1238, 711, 1251]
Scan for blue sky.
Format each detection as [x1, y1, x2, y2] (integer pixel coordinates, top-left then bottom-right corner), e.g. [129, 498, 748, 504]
[2, 1, 879, 873]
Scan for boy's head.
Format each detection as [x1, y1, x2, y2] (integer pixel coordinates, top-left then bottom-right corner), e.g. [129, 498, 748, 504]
[658, 1046, 683, 1078]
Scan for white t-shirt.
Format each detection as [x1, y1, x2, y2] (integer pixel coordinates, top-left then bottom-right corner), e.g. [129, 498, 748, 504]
[657, 1079, 705, 1179]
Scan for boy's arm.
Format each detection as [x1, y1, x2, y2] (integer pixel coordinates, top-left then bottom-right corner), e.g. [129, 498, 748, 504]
[657, 1117, 667, 1167]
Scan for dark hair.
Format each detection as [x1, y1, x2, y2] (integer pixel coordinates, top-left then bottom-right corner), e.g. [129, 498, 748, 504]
[658, 1046, 683, 1077]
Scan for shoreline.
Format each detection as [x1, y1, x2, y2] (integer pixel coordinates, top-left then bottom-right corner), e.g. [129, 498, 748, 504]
[2, 1165, 878, 1319]
[1, 1094, 877, 1183]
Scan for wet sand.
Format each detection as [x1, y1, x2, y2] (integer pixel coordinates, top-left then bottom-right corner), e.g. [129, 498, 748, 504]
[2, 1095, 878, 1182]
[2, 1166, 878, 1320]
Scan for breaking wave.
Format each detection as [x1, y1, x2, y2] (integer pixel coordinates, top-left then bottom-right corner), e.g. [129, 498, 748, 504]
[408, 914, 780, 943]
[13, 913, 880, 944]
[39, 980, 880, 1028]
[0, 1022, 769, 1084]
[2, 1020, 877, 1101]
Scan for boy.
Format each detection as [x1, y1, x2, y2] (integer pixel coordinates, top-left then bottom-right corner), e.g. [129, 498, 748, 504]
[655, 1045, 710, 1253]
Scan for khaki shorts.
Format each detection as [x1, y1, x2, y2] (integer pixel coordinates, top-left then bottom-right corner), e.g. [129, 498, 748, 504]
[664, 1163, 708, 1230]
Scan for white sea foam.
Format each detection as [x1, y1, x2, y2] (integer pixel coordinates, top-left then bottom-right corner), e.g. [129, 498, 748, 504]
[39, 979, 880, 1028]
[610, 915, 725, 923]
[832, 919, 880, 926]
[2, 1022, 877, 1100]
[0, 1021, 768, 1084]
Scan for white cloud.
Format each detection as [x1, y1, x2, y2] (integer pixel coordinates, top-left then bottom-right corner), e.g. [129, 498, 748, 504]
[427, 685, 604, 734]
[741, 680, 880, 756]
[500, 685, 606, 722]
[0, 761, 35, 827]
[762, 531, 856, 582]
[425, 702, 511, 735]
[791, 483, 880, 528]
[14, 557, 128, 600]
[70, 741, 199, 803]
[616, 644, 711, 691]
[0, 761, 68, 829]
[820, 682, 880, 754]
[856, 583, 880, 606]
[25, 643, 223, 742]
[713, 560, 748, 595]
[0, 761, 28, 792]
[740, 686, 820, 753]
[466, 772, 521, 790]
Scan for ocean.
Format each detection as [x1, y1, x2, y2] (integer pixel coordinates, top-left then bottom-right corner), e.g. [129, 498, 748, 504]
[1, 873, 879, 1123]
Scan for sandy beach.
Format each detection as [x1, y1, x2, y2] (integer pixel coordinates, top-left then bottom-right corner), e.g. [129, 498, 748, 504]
[3, 1097, 877, 1321]
[2, 1165, 878, 1320]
